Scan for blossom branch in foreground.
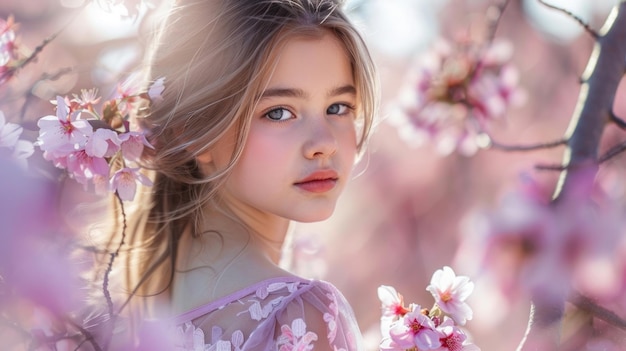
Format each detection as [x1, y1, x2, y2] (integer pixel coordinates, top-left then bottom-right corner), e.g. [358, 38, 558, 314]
[35, 76, 163, 201]
[378, 267, 479, 351]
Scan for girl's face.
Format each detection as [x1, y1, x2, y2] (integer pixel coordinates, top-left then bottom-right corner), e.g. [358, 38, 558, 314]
[206, 31, 358, 223]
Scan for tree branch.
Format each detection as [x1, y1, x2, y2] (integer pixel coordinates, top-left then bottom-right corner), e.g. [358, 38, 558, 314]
[519, 1, 626, 350]
[100, 192, 127, 350]
[488, 136, 568, 151]
[0, 8, 83, 84]
[486, 0, 513, 44]
[598, 140, 626, 163]
[538, 0, 600, 39]
[569, 291, 626, 330]
[609, 111, 626, 129]
[535, 163, 567, 171]
[64, 317, 104, 351]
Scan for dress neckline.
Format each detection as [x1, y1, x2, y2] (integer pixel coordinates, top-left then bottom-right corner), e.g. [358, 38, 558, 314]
[172, 275, 310, 325]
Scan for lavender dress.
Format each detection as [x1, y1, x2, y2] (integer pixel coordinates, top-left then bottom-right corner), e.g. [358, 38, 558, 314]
[172, 276, 364, 351]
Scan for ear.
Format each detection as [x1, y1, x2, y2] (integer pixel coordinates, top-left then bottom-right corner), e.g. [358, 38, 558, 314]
[196, 150, 213, 164]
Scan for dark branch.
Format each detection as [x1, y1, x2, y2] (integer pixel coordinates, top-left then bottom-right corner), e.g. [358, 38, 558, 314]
[569, 291, 626, 330]
[100, 192, 127, 350]
[610, 111, 626, 129]
[598, 141, 626, 164]
[0, 8, 83, 84]
[40, 66, 75, 82]
[535, 163, 567, 171]
[0, 34, 58, 84]
[486, 0, 513, 44]
[538, 0, 600, 39]
[488, 136, 568, 152]
[64, 317, 104, 351]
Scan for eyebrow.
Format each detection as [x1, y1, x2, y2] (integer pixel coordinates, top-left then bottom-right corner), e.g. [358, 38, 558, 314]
[259, 84, 356, 99]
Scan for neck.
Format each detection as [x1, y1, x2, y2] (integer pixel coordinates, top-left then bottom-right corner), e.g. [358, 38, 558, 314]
[200, 201, 291, 264]
[170, 200, 294, 315]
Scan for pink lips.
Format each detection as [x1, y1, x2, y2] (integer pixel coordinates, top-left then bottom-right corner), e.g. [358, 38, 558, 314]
[294, 170, 338, 193]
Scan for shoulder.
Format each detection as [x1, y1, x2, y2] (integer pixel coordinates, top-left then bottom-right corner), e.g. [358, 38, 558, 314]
[272, 279, 363, 351]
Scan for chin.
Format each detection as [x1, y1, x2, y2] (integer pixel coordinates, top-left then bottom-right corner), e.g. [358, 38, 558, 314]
[290, 206, 336, 223]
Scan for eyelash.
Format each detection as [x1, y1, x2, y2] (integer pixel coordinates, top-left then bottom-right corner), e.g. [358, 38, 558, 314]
[262, 103, 356, 122]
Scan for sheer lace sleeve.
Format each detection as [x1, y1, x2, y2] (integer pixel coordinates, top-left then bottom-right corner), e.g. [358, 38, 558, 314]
[172, 278, 363, 351]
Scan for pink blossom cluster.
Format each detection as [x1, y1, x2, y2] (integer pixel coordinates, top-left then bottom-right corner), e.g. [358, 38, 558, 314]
[466, 174, 624, 303]
[0, 16, 20, 85]
[36, 77, 165, 201]
[378, 266, 479, 351]
[390, 38, 526, 155]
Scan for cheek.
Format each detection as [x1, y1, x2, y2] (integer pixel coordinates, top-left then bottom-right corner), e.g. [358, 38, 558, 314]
[339, 124, 358, 161]
[229, 132, 292, 183]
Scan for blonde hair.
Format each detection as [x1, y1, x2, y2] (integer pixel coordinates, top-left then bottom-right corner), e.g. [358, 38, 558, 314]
[108, 0, 378, 316]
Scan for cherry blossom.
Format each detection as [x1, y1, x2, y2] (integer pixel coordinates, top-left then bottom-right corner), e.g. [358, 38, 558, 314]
[110, 167, 152, 201]
[387, 305, 441, 350]
[37, 96, 93, 157]
[378, 271, 479, 351]
[66, 149, 110, 185]
[36, 83, 157, 201]
[466, 173, 623, 303]
[114, 73, 144, 117]
[433, 318, 480, 351]
[119, 130, 153, 161]
[148, 77, 166, 103]
[71, 88, 101, 113]
[0, 16, 19, 83]
[426, 266, 474, 325]
[390, 37, 525, 155]
[85, 128, 122, 158]
[378, 285, 411, 320]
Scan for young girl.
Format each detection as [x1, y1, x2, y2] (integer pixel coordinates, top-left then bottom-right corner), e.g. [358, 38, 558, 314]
[108, 0, 378, 349]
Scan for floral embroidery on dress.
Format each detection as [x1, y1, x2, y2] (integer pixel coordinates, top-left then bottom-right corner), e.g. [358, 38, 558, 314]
[173, 278, 362, 351]
[176, 322, 207, 351]
[243, 282, 300, 321]
[176, 323, 246, 351]
[244, 296, 285, 321]
[276, 318, 318, 351]
[324, 292, 340, 342]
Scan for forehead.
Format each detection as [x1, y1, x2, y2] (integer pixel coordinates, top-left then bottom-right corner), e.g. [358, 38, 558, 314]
[262, 31, 354, 90]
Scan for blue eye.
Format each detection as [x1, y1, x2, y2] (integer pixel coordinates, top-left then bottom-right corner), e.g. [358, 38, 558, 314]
[265, 108, 294, 121]
[327, 103, 351, 115]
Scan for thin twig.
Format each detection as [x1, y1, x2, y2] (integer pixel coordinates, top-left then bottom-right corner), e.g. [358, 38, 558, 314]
[609, 111, 626, 130]
[14, 66, 75, 121]
[63, 317, 104, 351]
[488, 137, 568, 152]
[569, 291, 626, 330]
[538, 0, 599, 39]
[486, 0, 512, 44]
[0, 8, 83, 83]
[598, 141, 626, 163]
[100, 192, 127, 350]
[534, 163, 567, 171]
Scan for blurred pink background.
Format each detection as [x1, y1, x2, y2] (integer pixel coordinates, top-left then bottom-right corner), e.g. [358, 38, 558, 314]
[2, 0, 626, 350]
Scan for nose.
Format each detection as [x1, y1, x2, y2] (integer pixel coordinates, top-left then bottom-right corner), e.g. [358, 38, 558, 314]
[302, 116, 338, 160]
